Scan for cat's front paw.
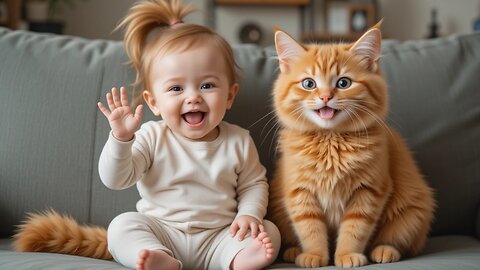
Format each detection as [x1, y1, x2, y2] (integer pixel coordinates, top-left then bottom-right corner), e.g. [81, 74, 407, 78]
[335, 253, 368, 268]
[295, 252, 329, 268]
[370, 245, 401, 263]
[283, 247, 301, 262]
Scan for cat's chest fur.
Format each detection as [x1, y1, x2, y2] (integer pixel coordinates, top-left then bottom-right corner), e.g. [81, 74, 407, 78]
[280, 128, 385, 228]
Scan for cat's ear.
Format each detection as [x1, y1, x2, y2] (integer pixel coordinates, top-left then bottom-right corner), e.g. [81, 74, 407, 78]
[274, 29, 307, 73]
[350, 20, 383, 72]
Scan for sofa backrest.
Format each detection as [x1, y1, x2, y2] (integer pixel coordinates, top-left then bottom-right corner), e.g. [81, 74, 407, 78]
[1, 27, 479, 238]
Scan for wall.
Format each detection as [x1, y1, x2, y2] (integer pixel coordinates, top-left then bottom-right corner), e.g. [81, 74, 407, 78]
[59, 0, 480, 44]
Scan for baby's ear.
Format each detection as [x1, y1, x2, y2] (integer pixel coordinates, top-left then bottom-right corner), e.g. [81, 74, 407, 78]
[143, 90, 161, 116]
[274, 30, 306, 73]
[349, 21, 383, 72]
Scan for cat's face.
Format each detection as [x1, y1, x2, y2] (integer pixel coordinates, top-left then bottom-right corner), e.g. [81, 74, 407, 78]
[273, 25, 388, 133]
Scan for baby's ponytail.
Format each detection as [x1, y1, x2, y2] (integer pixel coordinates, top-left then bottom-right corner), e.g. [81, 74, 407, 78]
[117, 0, 194, 78]
[116, 0, 237, 108]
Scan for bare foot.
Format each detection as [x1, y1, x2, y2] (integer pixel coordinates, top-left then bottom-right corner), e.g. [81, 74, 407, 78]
[232, 232, 276, 270]
[136, 249, 180, 270]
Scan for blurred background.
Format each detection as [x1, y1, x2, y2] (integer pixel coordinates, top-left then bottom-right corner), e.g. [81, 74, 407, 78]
[1, 0, 480, 46]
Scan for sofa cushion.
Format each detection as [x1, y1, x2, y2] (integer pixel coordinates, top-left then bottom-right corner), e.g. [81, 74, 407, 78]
[0, 28, 113, 237]
[380, 34, 480, 236]
[1, 236, 479, 270]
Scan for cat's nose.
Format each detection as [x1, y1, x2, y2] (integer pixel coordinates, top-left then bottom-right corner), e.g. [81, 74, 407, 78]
[320, 94, 332, 104]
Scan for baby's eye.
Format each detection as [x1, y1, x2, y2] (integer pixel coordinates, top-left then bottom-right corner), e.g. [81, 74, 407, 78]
[336, 77, 352, 89]
[301, 78, 316, 90]
[200, 83, 215, 90]
[169, 86, 182, 92]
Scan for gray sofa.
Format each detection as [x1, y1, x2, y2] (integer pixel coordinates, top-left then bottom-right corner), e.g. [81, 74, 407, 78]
[0, 26, 479, 270]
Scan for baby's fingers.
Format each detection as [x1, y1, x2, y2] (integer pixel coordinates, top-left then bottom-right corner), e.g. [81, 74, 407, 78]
[106, 91, 116, 111]
[97, 102, 111, 118]
[250, 222, 259, 238]
[237, 224, 249, 241]
[112, 87, 122, 108]
[230, 223, 239, 237]
[120, 87, 130, 107]
[134, 104, 143, 122]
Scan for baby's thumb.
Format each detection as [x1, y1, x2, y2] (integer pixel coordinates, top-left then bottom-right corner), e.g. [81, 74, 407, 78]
[134, 105, 143, 122]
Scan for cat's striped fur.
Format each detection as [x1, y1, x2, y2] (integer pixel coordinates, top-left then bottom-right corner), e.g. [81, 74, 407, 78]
[267, 23, 435, 268]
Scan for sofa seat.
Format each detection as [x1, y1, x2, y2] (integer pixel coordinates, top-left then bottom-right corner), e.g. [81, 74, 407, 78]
[1, 236, 479, 269]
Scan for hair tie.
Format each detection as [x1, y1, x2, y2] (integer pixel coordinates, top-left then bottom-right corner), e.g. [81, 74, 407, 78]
[170, 20, 184, 26]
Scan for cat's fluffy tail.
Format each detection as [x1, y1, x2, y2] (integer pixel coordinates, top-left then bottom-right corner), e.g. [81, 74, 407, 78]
[13, 209, 112, 260]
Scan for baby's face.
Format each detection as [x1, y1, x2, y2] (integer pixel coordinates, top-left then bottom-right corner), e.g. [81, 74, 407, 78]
[146, 45, 238, 141]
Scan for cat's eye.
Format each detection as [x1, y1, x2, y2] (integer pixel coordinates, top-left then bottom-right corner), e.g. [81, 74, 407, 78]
[301, 78, 316, 90]
[336, 77, 352, 89]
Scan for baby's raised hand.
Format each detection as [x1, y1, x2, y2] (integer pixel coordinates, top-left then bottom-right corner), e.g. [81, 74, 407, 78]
[97, 87, 143, 141]
[230, 215, 264, 241]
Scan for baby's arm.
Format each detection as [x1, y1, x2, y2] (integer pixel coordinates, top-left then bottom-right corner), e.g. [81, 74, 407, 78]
[97, 87, 147, 190]
[232, 136, 269, 239]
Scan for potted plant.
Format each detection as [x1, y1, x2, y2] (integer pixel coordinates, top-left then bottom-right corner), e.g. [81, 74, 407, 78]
[25, 0, 86, 34]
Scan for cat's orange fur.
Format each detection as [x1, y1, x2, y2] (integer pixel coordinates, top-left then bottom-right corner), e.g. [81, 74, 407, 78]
[267, 24, 435, 268]
[13, 209, 111, 260]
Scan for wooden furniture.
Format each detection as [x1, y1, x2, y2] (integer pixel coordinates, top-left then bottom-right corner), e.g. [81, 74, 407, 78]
[207, 0, 378, 44]
[302, 0, 378, 42]
[0, 0, 21, 29]
[207, 0, 313, 35]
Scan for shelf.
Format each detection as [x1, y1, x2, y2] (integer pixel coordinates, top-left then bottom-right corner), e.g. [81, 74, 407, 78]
[208, 0, 311, 34]
[301, 0, 378, 44]
[215, 0, 309, 5]
[301, 32, 363, 43]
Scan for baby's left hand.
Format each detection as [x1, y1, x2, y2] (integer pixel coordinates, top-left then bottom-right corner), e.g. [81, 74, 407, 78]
[230, 215, 264, 241]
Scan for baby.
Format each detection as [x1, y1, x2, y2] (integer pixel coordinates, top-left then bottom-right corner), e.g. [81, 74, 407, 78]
[96, 0, 280, 269]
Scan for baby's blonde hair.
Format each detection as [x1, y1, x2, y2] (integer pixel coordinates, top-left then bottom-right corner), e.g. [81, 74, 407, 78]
[117, 0, 238, 105]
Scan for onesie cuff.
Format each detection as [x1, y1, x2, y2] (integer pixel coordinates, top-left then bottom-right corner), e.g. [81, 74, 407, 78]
[237, 203, 266, 223]
[107, 131, 135, 158]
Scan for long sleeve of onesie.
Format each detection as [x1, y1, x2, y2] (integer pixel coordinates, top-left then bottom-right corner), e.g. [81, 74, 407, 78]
[235, 136, 269, 222]
[98, 131, 151, 190]
[98, 121, 269, 232]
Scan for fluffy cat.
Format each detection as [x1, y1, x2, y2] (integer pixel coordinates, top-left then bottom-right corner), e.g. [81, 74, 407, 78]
[267, 23, 435, 268]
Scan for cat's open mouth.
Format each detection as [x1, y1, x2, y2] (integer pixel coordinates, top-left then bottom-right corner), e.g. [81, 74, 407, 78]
[315, 107, 339, 120]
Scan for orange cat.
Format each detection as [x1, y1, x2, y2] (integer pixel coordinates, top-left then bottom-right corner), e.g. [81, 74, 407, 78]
[267, 23, 435, 268]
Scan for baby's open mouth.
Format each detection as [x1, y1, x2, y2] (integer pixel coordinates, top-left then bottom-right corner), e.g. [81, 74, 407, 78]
[315, 107, 338, 120]
[182, 111, 205, 126]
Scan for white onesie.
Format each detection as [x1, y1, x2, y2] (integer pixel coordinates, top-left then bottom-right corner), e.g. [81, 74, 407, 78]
[98, 121, 280, 269]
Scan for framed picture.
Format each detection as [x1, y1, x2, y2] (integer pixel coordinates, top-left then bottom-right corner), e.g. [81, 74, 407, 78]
[348, 3, 375, 33]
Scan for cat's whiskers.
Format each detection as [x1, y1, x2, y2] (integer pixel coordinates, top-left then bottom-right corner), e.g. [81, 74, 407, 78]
[269, 121, 283, 157]
[347, 103, 393, 138]
[343, 107, 370, 145]
[291, 105, 308, 131]
[259, 112, 279, 138]
[259, 117, 279, 145]
[249, 110, 277, 129]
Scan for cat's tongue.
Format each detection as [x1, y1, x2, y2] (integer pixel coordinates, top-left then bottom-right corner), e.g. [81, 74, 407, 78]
[183, 112, 204, 125]
[318, 107, 336, 120]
